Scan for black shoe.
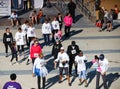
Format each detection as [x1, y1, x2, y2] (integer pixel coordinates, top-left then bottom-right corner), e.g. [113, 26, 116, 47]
[68, 83, 71, 86]
[85, 84, 88, 87]
[58, 81, 62, 83]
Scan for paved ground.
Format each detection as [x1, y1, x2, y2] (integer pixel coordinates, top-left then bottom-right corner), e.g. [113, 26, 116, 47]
[0, 1, 120, 89]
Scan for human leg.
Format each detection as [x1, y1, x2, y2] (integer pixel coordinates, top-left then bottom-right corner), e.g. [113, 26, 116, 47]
[102, 74, 108, 89]
[42, 77, 46, 89]
[65, 67, 71, 86]
[37, 76, 41, 89]
[96, 71, 100, 89]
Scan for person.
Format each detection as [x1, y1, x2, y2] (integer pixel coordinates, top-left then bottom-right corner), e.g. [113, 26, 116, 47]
[67, 0, 76, 22]
[29, 10, 38, 24]
[54, 47, 71, 86]
[67, 41, 80, 76]
[3, 73, 22, 89]
[15, 27, 26, 57]
[3, 28, 13, 57]
[54, 30, 62, 42]
[21, 20, 29, 46]
[27, 22, 36, 46]
[33, 53, 48, 89]
[30, 39, 42, 64]
[75, 51, 88, 87]
[92, 55, 99, 69]
[63, 13, 73, 38]
[118, 10, 120, 20]
[10, 41, 19, 65]
[56, 13, 63, 30]
[9, 11, 19, 27]
[41, 19, 52, 46]
[51, 17, 60, 43]
[96, 54, 109, 89]
[23, 0, 28, 11]
[37, 9, 45, 24]
[52, 40, 62, 60]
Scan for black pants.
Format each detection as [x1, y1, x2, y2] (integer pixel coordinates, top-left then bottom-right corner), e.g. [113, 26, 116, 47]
[65, 26, 71, 37]
[17, 45, 24, 53]
[37, 76, 46, 89]
[10, 52, 18, 62]
[52, 30, 58, 43]
[69, 60, 77, 75]
[23, 1, 28, 10]
[4, 43, 11, 53]
[96, 71, 108, 89]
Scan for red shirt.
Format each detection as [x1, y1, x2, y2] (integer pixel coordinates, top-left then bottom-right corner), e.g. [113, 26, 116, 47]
[30, 44, 42, 59]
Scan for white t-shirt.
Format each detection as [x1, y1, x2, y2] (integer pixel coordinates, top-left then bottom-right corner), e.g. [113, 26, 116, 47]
[75, 55, 87, 72]
[15, 31, 26, 45]
[42, 23, 52, 34]
[21, 24, 29, 34]
[51, 20, 60, 30]
[27, 26, 36, 38]
[55, 52, 69, 67]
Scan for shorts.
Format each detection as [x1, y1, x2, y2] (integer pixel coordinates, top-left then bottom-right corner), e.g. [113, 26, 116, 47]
[78, 70, 87, 79]
[59, 67, 69, 76]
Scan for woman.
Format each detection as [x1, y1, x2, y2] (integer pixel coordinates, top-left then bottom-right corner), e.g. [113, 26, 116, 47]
[63, 13, 73, 38]
[37, 9, 45, 24]
[15, 27, 26, 57]
[30, 40, 42, 64]
[56, 13, 63, 30]
[41, 19, 52, 46]
[51, 17, 60, 43]
[3, 28, 13, 57]
[33, 53, 48, 89]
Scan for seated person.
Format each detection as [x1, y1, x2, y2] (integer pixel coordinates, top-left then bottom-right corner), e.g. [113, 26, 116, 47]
[29, 10, 38, 24]
[37, 9, 45, 24]
[9, 11, 19, 26]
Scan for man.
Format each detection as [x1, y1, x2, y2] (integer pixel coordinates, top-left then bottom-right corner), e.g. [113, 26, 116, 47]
[68, 0, 76, 22]
[67, 41, 79, 76]
[54, 47, 71, 86]
[3, 73, 22, 89]
[75, 51, 88, 87]
[96, 54, 109, 89]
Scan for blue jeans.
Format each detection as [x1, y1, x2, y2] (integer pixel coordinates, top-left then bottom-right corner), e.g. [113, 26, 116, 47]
[43, 34, 50, 45]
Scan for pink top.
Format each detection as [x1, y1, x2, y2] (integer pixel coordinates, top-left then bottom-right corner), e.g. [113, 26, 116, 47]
[63, 16, 73, 26]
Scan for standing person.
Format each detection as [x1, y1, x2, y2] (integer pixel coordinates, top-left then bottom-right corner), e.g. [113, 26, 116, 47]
[51, 17, 60, 43]
[96, 54, 109, 89]
[75, 51, 88, 87]
[52, 40, 62, 60]
[27, 22, 36, 46]
[23, 0, 28, 11]
[30, 40, 42, 64]
[118, 10, 120, 20]
[54, 47, 71, 86]
[3, 73, 22, 89]
[67, 41, 80, 76]
[29, 10, 38, 24]
[41, 19, 52, 46]
[67, 0, 76, 22]
[21, 20, 29, 46]
[10, 41, 19, 65]
[3, 28, 13, 57]
[63, 13, 73, 38]
[56, 13, 63, 30]
[15, 27, 26, 57]
[32, 53, 48, 89]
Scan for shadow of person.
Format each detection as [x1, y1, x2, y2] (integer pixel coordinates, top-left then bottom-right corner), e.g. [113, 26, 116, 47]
[46, 75, 59, 89]
[74, 14, 83, 23]
[87, 70, 96, 86]
[86, 61, 93, 70]
[99, 72, 120, 89]
[107, 73, 120, 88]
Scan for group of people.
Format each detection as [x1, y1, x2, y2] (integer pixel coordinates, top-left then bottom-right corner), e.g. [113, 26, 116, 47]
[96, 4, 120, 32]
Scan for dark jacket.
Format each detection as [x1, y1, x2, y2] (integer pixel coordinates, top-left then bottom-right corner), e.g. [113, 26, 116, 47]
[67, 45, 79, 59]
[52, 42, 62, 59]
[3, 32, 13, 44]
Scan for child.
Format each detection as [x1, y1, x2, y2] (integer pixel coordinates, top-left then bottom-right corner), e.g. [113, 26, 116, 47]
[10, 41, 18, 65]
[96, 20, 102, 32]
[54, 30, 62, 42]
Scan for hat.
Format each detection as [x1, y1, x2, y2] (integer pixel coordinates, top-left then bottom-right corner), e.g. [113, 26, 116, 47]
[60, 47, 64, 50]
[99, 54, 104, 61]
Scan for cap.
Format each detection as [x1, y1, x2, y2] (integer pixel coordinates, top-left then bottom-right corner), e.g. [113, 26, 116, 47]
[60, 47, 64, 50]
[99, 54, 104, 61]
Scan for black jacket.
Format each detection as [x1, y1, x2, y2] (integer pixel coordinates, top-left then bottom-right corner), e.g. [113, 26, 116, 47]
[3, 32, 13, 44]
[67, 45, 79, 58]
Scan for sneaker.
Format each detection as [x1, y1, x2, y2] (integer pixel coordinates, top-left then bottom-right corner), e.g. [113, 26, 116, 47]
[78, 82, 82, 86]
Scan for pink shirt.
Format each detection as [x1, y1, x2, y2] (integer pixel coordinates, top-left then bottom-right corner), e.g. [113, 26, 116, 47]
[63, 16, 73, 26]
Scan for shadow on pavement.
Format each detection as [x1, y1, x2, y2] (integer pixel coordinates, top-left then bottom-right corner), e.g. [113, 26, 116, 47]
[74, 14, 83, 23]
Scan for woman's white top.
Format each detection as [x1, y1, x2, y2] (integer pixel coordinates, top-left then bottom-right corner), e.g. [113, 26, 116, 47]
[42, 23, 51, 34]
